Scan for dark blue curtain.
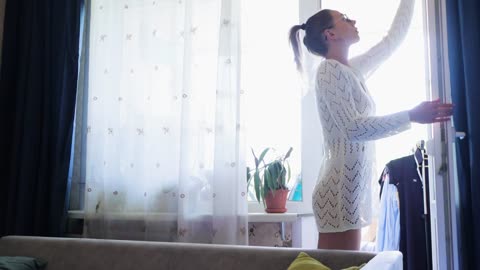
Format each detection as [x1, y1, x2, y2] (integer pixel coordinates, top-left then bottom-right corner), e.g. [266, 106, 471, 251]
[0, 0, 83, 236]
[446, 0, 480, 269]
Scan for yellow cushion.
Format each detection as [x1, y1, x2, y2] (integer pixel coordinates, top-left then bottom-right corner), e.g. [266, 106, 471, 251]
[287, 252, 366, 270]
[287, 252, 331, 270]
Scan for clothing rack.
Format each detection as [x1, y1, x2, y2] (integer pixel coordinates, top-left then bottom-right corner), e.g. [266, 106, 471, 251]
[413, 140, 432, 270]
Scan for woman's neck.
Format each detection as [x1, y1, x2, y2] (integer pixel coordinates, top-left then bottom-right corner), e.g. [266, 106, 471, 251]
[325, 44, 350, 66]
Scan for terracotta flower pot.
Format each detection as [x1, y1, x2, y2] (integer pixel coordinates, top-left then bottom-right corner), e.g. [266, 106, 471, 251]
[265, 189, 289, 213]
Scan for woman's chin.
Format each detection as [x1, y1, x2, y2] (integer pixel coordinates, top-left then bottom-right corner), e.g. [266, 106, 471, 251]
[354, 34, 360, 42]
[351, 36, 360, 44]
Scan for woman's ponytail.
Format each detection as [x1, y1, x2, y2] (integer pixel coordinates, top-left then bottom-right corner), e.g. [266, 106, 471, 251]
[289, 24, 305, 72]
[289, 10, 334, 72]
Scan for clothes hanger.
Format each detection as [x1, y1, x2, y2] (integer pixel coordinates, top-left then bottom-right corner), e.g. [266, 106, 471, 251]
[414, 140, 425, 165]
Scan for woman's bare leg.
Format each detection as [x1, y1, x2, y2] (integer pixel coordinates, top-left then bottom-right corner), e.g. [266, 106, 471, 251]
[317, 229, 361, 250]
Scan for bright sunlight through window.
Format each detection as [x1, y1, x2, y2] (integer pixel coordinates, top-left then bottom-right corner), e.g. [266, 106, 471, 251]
[241, 1, 303, 202]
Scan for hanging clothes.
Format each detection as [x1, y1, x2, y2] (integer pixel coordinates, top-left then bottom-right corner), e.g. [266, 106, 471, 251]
[376, 171, 400, 252]
[377, 154, 430, 270]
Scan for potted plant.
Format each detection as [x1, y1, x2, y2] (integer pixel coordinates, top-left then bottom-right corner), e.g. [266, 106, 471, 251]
[246, 147, 293, 213]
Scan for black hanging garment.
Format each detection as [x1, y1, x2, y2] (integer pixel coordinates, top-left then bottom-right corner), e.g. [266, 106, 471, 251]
[379, 154, 431, 270]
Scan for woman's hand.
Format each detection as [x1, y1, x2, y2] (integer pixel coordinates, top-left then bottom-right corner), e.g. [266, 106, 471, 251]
[408, 99, 454, 124]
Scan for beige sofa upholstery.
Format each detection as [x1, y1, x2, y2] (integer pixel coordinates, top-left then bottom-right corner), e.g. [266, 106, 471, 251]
[0, 236, 395, 270]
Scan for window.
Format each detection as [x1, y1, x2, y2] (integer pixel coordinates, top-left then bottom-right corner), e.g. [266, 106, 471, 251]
[70, 0, 317, 215]
[242, 0, 322, 213]
[241, 1, 302, 204]
[71, 0, 427, 215]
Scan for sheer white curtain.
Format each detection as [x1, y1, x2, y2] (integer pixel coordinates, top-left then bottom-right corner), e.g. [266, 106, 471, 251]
[81, 0, 247, 245]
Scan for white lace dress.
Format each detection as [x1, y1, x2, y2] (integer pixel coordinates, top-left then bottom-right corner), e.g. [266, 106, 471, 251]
[312, 0, 415, 233]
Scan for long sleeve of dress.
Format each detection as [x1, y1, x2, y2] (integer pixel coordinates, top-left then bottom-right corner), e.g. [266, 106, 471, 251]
[316, 60, 411, 142]
[349, 0, 415, 79]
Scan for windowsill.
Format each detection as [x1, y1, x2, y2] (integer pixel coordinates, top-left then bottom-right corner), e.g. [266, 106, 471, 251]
[68, 210, 313, 223]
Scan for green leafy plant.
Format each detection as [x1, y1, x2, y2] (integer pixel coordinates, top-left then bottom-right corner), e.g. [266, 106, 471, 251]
[246, 147, 293, 205]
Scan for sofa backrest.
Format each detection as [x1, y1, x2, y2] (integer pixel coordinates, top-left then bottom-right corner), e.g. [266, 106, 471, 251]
[0, 236, 376, 270]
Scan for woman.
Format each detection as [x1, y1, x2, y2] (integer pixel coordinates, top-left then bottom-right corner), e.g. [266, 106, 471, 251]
[289, 0, 454, 250]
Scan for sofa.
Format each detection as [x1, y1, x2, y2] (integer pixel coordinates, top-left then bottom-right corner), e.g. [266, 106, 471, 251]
[0, 236, 402, 270]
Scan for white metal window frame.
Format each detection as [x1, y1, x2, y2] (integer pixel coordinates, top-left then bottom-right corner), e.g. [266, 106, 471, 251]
[423, 0, 461, 269]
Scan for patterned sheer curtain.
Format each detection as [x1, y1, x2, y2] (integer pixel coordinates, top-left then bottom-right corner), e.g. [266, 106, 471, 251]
[77, 0, 247, 245]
